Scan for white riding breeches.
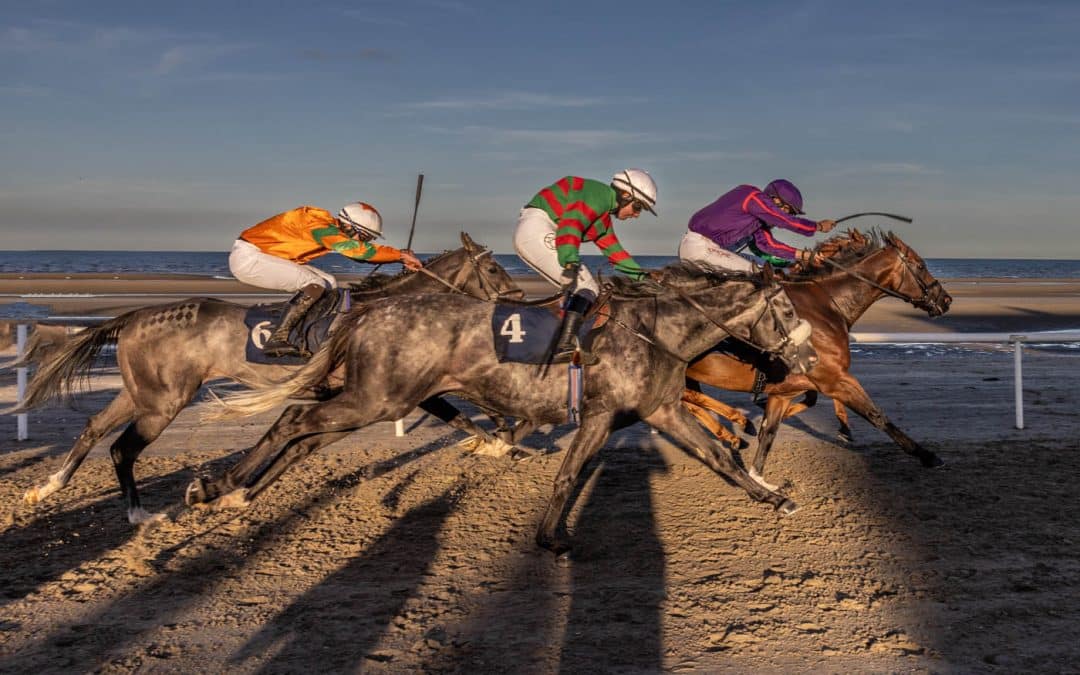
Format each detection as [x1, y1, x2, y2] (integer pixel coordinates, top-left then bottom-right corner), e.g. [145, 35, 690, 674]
[512, 207, 599, 296]
[229, 239, 338, 292]
[678, 231, 755, 273]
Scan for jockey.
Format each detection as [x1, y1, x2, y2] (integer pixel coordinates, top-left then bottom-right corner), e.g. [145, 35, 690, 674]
[229, 202, 422, 357]
[513, 169, 657, 363]
[679, 179, 836, 271]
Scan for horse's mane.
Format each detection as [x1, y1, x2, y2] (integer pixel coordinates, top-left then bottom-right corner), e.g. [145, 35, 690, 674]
[346, 247, 459, 292]
[606, 260, 765, 298]
[785, 228, 885, 281]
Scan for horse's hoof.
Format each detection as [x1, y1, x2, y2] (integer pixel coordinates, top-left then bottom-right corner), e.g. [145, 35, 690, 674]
[776, 498, 800, 516]
[536, 534, 572, 557]
[836, 430, 853, 444]
[473, 438, 515, 457]
[748, 467, 780, 492]
[456, 435, 482, 452]
[742, 419, 757, 436]
[922, 454, 945, 468]
[185, 478, 211, 506]
[23, 487, 41, 506]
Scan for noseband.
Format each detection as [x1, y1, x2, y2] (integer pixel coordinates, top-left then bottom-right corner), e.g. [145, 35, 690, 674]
[819, 244, 945, 311]
[416, 248, 510, 302]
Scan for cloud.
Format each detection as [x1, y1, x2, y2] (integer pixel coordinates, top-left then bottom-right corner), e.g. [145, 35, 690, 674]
[448, 125, 653, 148]
[300, 47, 394, 63]
[404, 91, 641, 111]
[340, 11, 409, 27]
[826, 162, 942, 177]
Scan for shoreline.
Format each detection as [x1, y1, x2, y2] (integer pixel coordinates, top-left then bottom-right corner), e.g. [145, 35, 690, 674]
[2, 273, 1080, 334]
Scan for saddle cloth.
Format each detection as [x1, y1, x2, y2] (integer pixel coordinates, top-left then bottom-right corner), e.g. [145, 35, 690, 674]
[243, 289, 351, 365]
[491, 303, 598, 364]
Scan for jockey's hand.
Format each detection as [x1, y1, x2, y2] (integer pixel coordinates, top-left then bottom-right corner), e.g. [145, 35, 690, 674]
[644, 270, 664, 282]
[817, 219, 836, 233]
[400, 250, 422, 270]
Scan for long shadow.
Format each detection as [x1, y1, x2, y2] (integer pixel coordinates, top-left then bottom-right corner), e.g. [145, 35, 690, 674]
[0, 433, 456, 671]
[418, 431, 668, 672]
[559, 441, 668, 672]
[0, 453, 243, 610]
[230, 487, 459, 672]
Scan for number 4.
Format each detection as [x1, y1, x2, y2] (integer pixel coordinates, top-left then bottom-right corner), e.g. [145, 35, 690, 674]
[499, 313, 527, 343]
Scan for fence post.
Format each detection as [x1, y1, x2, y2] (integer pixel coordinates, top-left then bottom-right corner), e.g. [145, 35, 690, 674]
[395, 418, 405, 437]
[1011, 335, 1025, 430]
[16, 324, 28, 441]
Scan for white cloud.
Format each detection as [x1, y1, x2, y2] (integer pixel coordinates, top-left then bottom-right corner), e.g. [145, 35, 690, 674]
[404, 91, 641, 110]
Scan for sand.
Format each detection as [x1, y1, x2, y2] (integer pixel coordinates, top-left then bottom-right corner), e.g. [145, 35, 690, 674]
[1, 274, 1079, 672]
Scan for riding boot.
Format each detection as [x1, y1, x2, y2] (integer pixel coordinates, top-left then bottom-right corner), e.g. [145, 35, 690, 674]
[264, 284, 324, 357]
[552, 293, 598, 365]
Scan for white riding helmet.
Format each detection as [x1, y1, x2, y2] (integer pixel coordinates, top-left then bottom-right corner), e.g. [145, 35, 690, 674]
[611, 168, 658, 216]
[337, 201, 383, 239]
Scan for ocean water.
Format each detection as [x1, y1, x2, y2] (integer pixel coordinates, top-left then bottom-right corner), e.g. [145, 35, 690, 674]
[1, 250, 1079, 280]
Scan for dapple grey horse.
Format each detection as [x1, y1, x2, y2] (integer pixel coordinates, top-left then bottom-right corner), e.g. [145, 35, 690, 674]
[14, 233, 521, 523]
[187, 263, 816, 555]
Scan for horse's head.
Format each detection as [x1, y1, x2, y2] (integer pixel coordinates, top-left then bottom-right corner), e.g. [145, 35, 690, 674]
[422, 233, 524, 301]
[748, 265, 816, 374]
[881, 231, 952, 317]
[662, 262, 816, 374]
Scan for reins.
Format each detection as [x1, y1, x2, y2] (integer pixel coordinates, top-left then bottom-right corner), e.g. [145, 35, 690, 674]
[598, 277, 795, 362]
[815, 242, 938, 308]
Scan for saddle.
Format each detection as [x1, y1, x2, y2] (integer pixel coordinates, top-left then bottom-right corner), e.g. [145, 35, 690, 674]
[490, 290, 611, 365]
[243, 289, 351, 365]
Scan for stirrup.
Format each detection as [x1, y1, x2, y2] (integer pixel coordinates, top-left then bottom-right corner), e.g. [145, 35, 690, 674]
[263, 340, 306, 358]
[552, 347, 598, 366]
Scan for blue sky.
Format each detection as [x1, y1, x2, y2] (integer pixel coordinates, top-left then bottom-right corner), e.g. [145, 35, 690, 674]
[2, 0, 1078, 257]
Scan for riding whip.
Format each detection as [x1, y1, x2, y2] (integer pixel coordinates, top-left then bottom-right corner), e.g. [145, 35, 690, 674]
[406, 172, 424, 251]
[834, 212, 913, 225]
[367, 172, 424, 278]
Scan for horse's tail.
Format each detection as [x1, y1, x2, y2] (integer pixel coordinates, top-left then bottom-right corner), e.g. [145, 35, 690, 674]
[3, 314, 135, 414]
[6, 324, 75, 369]
[205, 306, 367, 420]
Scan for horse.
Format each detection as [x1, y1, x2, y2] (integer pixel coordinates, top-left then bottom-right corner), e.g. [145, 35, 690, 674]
[185, 262, 817, 555]
[14, 233, 522, 524]
[681, 229, 952, 491]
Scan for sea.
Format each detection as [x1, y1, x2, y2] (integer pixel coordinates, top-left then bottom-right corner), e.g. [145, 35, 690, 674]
[2, 252, 1077, 354]
[2, 250, 1080, 280]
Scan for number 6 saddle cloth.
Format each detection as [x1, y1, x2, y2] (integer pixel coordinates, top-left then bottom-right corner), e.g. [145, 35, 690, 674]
[490, 295, 609, 365]
[242, 289, 351, 365]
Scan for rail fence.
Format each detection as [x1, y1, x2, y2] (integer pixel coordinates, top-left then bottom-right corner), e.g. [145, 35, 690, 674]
[6, 318, 1080, 440]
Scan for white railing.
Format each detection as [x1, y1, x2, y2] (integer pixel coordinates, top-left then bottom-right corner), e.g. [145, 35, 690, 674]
[849, 331, 1080, 430]
[8, 320, 1080, 439]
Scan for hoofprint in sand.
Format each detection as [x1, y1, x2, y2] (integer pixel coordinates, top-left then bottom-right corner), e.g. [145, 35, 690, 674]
[2, 337, 1079, 671]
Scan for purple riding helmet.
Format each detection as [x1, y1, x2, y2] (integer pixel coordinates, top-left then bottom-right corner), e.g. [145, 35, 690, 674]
[763, 179, 805, 215]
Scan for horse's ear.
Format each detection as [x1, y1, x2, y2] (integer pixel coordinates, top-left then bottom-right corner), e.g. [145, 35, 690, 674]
[761, 262, 776, 284]
[460, 231, 477, 252]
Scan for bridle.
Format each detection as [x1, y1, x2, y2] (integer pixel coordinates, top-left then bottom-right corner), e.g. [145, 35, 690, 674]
[414, 248, 519, 302]
[817, 240, 946, 312]
[601, 277, 806, 363]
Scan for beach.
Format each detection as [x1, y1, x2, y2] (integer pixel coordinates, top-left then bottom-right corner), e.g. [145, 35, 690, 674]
[1, 274, 1079, 671]
[3, 272, 1080, 334]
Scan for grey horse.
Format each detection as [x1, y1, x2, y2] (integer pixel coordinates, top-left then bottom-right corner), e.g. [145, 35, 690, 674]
[186, 263, 816, 555]
[15, 233, 522, 524]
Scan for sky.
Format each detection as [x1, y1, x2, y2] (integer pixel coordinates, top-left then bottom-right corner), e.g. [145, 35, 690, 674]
[2, 0, 1079, 258]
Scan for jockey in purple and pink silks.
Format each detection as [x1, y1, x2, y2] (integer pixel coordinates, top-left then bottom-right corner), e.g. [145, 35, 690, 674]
[679, 179, 836, 271]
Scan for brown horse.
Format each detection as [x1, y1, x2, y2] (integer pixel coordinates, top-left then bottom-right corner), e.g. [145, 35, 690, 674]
[682, 229, 952, 489]
[14, 233, 522, 523]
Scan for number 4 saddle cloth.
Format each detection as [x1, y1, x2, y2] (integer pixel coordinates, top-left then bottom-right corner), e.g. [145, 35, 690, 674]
[490, 298, 609, 365]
